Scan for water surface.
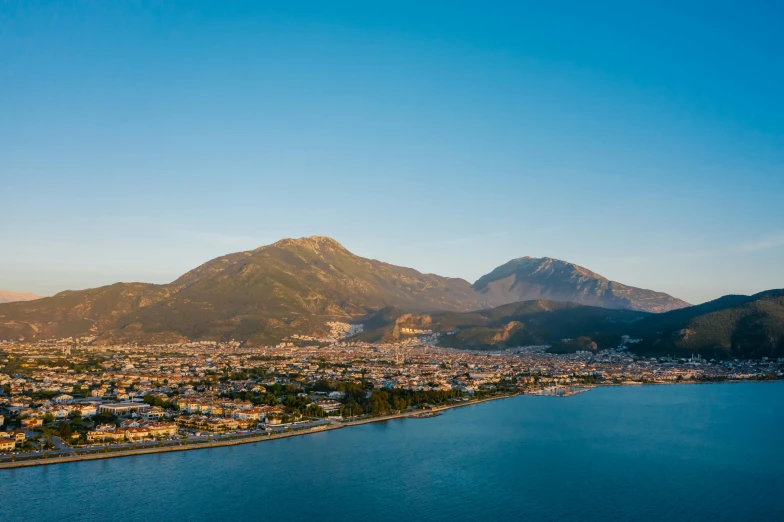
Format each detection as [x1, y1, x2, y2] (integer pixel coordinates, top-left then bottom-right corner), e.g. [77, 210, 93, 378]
[2, 382, 783, 521]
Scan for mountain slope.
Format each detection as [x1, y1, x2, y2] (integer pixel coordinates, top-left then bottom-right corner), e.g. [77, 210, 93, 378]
[355, 291, 784, 359]
[0, 289, 40, 304]
[0, 283, 177, 341]
[0, 237, 489, 344]
[627, 290, 784, 359]
[0, 236, 695, 346]
[473, 257, 689, 313]
[354, 300, 648, 350]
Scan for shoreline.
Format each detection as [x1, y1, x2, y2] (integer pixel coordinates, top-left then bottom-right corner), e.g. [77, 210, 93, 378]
[0, 394, 515, 470]
[2, 380, 779, 470]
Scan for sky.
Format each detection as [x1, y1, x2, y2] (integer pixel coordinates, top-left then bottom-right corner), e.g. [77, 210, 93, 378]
[1, 1, 782, 304]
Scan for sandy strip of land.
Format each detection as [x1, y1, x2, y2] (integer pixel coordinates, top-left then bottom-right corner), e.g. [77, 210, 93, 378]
[0, 394, 515, 470]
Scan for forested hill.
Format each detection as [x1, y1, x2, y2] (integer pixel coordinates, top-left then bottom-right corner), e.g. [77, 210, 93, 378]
[353, 290, 784, 360]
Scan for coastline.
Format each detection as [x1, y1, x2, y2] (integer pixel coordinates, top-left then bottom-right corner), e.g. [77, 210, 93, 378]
[2, 381, 778, 470]
[0, 394, 515, 470]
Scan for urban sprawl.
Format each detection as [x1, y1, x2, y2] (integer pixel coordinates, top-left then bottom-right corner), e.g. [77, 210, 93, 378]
[1, 322, 782, 462]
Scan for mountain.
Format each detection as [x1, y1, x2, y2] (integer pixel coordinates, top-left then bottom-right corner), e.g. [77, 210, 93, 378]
[110, 236, 494, 345]
[0, 289, 40, 304]
[352, 301, 649, 350]
[473, 256, 689, 313]
[355, 291, 784, 359]
[0, 283, 178, 341]
[0, 237, 489, 345]
[0, 236, 693, 346]
[626, 290, 784, 359]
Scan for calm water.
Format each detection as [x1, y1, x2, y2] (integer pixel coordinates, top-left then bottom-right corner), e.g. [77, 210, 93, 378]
[2, 382, 783, 521]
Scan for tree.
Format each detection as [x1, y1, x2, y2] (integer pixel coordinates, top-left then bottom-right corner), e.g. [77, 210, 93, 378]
[59, 422, 72, 440]
[259, 393, 278, 406]
[305, 404, 326, 418]
[43, 413, 55, 424]
[93, 412, 117, 425]
[311, 379, 333, 392]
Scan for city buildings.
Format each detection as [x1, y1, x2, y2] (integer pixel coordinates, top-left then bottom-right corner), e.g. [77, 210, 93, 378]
[0, 329, 782, 454]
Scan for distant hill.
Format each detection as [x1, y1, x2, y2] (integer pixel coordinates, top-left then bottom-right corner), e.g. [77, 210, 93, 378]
[0, 289, 40, 304]
[384, 290, 784, 359]
[0, 236, 695, 346]
[353, 301, 648, 350]
[473, 256, 689, 313]
[626, 290, 784, 359]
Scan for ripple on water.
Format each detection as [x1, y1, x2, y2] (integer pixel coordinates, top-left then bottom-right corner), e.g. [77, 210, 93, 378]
[1, 382, 783, 522]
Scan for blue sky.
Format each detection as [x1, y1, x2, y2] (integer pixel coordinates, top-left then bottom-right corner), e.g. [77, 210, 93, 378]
[1, 1, 782, 304]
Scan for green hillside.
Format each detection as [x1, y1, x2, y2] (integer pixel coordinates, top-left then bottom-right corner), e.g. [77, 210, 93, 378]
[354, 300, 648, 350]
[355, 291, 784, 359]
[628, 290, 784, 359]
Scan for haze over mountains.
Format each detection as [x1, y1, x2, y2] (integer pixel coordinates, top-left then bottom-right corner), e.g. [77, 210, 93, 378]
[0, 290, 40, 304]
[0, 236, 780, 358]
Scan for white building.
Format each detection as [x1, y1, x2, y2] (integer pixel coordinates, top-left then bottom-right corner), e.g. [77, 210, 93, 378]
[53, 394, 74, 404]
[98, 403, 151, 416]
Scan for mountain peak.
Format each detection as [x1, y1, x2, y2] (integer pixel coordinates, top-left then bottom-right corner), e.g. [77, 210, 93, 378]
[259, 236, 350, 254]
[498, 256, 605, 281]
[473, 255, 688, 313]
[303, 235, 346, 247]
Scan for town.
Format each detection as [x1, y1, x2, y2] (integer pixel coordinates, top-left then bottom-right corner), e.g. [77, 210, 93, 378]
[1, 323, 782, 465]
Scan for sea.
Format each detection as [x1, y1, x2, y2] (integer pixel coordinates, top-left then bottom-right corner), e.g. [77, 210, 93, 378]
[2, 382, 783, 521]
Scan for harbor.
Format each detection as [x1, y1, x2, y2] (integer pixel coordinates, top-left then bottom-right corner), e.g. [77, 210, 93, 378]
[528, 386, 591, 397]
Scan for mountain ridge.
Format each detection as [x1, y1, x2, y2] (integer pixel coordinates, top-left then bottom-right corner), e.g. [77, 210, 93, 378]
[0, 236, 691, 345]
[350, 291, 784, 359]
[352, 300, 649, 349]
[626, 289, 784, 359]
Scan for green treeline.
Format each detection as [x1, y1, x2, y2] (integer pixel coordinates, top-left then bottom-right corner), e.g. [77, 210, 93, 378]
[340, 383, 463, 416]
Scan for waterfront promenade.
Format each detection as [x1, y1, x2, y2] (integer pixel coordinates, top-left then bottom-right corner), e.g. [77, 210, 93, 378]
[4, 383, 783, 522]
[0, 394, 515, 470]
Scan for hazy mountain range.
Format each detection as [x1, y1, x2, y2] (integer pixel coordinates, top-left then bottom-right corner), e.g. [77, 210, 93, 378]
[0, 289, 40, 304]
[0, 236, 780, 358]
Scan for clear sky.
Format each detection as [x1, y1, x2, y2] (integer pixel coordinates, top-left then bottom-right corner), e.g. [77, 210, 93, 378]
[1, 1, 782, 304]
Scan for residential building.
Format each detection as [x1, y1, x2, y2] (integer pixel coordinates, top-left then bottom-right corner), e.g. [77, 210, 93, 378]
[98, 403, 151, 415]
[21, 418, 43, 429]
